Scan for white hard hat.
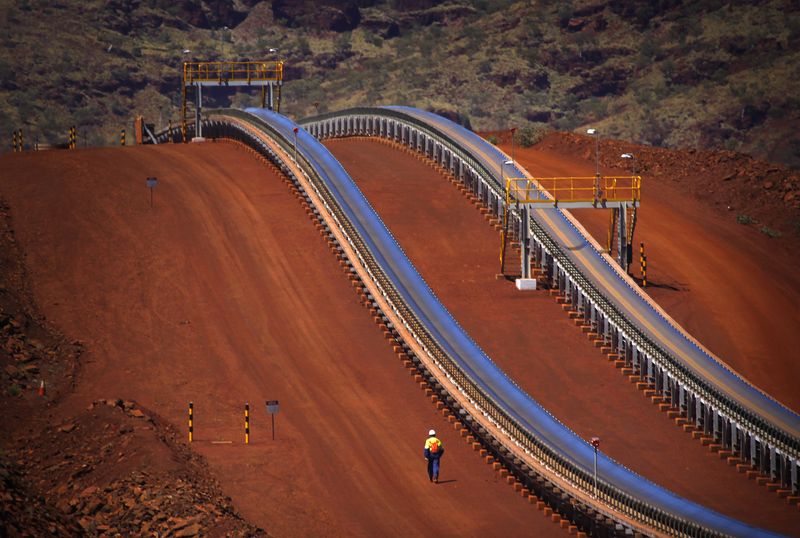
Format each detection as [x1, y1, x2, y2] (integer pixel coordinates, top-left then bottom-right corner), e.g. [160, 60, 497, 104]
[428, 429, 436, 436]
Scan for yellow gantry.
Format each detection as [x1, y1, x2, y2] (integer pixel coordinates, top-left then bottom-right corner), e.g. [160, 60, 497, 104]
[183, 60, 284, 85]
[505, 175, 642, 206]
[500, 175, 642, 268]
[181, 60, 285, 140]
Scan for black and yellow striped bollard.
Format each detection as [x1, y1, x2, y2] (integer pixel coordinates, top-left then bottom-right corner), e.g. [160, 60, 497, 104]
[18, 129, 23, 152]
[12, 130, 17, 152]
[639, 243, 646, 288]
[120, 129, 126, 146]
[189, 401, 194, 443]
[168, 120, 173, 143]
[245, 402, 250, 444]
[642, 256, 647, 288]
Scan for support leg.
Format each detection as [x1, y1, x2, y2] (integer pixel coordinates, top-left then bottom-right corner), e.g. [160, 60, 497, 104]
[618, 205, 627, 271]
[194, 84, 203, 138]
[520, 206, 531, 279]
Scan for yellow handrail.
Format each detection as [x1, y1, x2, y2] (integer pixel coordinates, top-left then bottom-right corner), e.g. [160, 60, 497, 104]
[506, 176, 641, 205]
[183, 61, 284, 84]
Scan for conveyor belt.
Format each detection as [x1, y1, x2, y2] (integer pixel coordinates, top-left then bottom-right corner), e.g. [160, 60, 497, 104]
[299, 107, 799, 500]
[389, 106, 799, 440]
[156, 109, 787, 536]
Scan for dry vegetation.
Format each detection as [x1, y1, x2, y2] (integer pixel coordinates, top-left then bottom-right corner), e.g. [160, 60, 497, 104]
[0, 0, 798, 168]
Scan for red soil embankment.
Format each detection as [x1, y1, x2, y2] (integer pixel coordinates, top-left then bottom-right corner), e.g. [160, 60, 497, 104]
[0, 143, 558, 537]
[326, 138, 800, 536]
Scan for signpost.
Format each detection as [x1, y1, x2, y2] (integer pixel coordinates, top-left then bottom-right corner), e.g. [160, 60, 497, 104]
[591, 436, 601, 497]
[266, 400, 279, 440]
[146, 176, 158, 208]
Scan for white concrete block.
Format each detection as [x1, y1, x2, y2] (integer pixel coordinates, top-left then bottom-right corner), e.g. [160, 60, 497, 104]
[515, 278, 537, 291]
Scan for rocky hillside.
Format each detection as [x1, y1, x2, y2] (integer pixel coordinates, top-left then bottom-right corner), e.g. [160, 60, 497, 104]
[0, 200, 267, 538]
[1, 0, 798, 168]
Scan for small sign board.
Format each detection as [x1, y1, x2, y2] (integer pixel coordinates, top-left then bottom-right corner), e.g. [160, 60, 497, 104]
[266, 400, 279, 414]
[146, 177, 158, 188]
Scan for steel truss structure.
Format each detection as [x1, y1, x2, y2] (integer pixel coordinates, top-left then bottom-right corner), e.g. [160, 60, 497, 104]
[149, 108, 797, 537]
[181, 61, 283, 140]
[300, 108, 799, 504]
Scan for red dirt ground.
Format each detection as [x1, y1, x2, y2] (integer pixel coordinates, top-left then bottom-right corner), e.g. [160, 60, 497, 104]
[0, 143, 561, 537]
[325, 138, 800, 536]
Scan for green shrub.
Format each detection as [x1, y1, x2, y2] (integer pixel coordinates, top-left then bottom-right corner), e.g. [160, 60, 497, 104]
[335, 33, 352, 56]
[111, 102, 127, 116]
[297, 37, 312, 56]
[736, 214, 753, 225]
[0, 59, 14, 83]
[110, 66, 129, 80]
[8, 384, 21, 397]
[514, 124, 547, 147]
[486, 134, 499, 145]
[759, 226, 781, 238]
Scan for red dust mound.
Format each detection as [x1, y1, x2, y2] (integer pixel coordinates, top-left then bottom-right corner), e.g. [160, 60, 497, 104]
[495, 133, 800, 413]
[0, 143, 560, 537]
[325, 138, 800, 536]
[0, 201, 263, 537]
[3, 399, 266, 538]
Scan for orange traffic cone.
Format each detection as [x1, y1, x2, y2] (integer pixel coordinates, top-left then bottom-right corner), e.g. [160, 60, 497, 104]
[38, 380, 46, 397]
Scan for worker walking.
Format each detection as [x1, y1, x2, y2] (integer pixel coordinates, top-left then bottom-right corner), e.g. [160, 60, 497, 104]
[424, 429, 445, 483]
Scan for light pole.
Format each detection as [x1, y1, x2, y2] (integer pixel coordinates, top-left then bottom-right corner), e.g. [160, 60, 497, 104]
[501, 159, 518, 227]
[501, 159, 514, 197]
[510, 127, 517, 168]
[586, 128, 599, 176]
[501, 159, 514, 179]
[621, 152, 637, 175]
[181, 49, 192, 78]
[591, 437, 601, 497]
[499, 159, 515, 273]
[180, 49, 192, 142]
[220, 26, 229, 58]
[587, 128, 600, 203]
[293, 127, 299, 163]
[181, 47, 205, 138]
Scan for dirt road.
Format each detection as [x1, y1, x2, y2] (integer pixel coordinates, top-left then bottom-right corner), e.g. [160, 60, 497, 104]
[0, 143, 557, 536]
[326, 138, 800, 535]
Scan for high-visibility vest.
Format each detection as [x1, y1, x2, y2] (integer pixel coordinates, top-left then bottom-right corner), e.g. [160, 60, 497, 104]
[425, 436, 442, 454]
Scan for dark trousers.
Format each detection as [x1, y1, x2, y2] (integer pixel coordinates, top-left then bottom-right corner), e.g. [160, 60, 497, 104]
[427, 457, 441, 481]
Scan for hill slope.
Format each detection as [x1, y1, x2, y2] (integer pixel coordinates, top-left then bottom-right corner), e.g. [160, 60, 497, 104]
[1, 0, 799, 169]
[0, 143, 555, 536]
